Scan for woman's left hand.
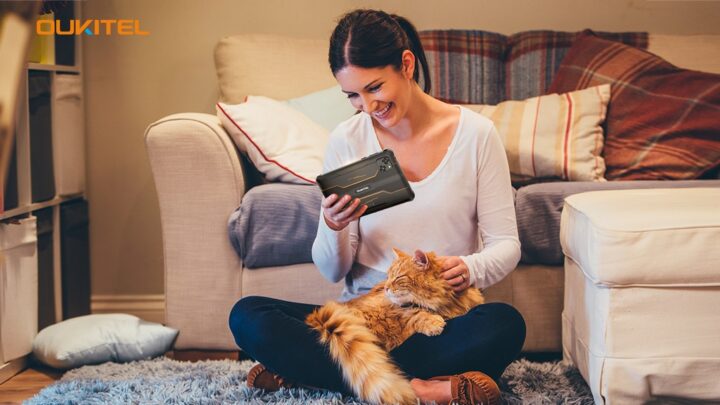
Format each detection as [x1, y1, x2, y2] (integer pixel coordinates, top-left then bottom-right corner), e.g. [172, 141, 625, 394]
[437, 256, 471, 292]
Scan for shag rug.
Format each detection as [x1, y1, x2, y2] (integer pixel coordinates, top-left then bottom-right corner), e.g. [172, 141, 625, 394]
[26, 357, 594, 404]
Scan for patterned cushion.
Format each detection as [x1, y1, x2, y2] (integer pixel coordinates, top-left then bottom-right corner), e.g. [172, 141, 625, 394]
[465, 85, 610, 183]
[419, 30, 507, 105]
[506, 30, 648, 101]
[548, 31, 720, 180]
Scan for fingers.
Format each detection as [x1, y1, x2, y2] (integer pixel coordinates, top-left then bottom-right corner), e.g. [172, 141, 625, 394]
[440, 257, 470, 292]
[346, 203, 368, 222]
[338, 198, 362, 221]
[449, 272, 468, 292]
[320, 193, 342, 209]
[441, 258, 463, 280]
[322, 194, 367, 231]
[447, 272, 465, 286]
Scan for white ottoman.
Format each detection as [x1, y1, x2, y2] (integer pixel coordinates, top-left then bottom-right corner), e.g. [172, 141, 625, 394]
[560, 188, 720, 404]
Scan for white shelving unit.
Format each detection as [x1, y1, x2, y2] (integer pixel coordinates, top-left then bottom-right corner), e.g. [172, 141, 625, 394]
[27, 63, 81, 73]
[0, 1, 88, 384]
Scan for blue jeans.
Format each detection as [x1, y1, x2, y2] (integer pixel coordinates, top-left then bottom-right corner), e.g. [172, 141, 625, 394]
[228, 296, 526, 394]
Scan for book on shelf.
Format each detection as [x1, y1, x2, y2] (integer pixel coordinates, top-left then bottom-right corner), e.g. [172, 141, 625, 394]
[28, 4, 76, 67]
[27, 12, 55, 65]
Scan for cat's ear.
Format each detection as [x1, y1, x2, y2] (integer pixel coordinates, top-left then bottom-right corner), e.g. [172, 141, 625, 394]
[392, 248, 410, 258]
[413, 250, 430, 269]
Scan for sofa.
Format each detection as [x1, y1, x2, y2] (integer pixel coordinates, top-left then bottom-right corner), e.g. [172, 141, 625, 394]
[145, 29, 720, 354]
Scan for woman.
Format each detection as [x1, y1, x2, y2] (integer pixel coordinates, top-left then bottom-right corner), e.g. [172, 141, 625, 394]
[229, 9, 525, 405]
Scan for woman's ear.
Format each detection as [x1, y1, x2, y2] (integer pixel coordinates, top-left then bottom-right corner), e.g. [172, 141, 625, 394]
[401, 49, 415, 80]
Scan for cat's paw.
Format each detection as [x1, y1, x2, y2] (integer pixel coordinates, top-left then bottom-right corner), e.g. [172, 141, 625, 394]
[418, 315, 445, 336]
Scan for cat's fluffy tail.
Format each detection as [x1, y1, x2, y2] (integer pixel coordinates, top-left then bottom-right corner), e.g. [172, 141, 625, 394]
[306, 302, 416, 405]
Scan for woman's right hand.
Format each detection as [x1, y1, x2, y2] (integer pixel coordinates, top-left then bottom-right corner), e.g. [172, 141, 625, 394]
[322, 194, 367, 231]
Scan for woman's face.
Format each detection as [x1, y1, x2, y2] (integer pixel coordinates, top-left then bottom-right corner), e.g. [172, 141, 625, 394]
[335, 51, 415, 128]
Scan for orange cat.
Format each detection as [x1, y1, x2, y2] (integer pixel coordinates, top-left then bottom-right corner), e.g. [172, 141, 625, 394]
[305, 248, 485, 405]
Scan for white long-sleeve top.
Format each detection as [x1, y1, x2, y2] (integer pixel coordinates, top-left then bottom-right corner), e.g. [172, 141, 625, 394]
[311, 106, 520, 301]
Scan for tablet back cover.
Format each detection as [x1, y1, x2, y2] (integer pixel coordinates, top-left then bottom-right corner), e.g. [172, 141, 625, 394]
[316, 149, 414, 216]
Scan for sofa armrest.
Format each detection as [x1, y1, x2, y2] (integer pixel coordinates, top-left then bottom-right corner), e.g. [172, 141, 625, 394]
[145, 112, 244, 350]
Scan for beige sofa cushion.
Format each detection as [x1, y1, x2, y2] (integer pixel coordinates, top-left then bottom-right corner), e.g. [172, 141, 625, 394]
[215, 34, 336, 103]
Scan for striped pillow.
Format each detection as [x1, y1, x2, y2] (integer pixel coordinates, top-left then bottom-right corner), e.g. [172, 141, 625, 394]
[465, 84, 610, 183]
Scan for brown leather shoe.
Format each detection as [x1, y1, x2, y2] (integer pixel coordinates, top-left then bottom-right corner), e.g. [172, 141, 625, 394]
[246, 363, 295, 391]
[430, 371, 501, 405]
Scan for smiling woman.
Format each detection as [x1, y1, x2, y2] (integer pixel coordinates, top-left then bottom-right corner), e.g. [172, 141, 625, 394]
[331, 11, 430, 133]
[228, 9, 525, 405]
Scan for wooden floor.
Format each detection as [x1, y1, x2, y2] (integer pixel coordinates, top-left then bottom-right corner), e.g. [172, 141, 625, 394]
[0, 351, 243, 404]
[0, 366, 63, 404]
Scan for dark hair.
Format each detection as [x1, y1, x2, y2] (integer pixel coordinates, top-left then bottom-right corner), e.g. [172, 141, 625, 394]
[329, 9, 431, 93]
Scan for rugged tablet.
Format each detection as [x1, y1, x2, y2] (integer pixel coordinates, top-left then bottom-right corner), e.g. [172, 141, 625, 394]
[316, 149, 415, 216]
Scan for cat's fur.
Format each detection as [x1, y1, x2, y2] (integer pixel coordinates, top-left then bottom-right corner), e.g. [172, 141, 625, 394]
[305, 248, 485, 405]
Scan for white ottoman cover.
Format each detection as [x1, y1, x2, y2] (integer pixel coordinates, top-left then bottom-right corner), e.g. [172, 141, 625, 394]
[560, 188, 720, 404]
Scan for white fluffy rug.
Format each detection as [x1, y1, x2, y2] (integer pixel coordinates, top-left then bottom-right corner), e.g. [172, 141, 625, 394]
[26, 357, 595, 404]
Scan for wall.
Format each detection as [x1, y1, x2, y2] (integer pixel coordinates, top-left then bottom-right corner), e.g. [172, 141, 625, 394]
[82, 0, 720, 296]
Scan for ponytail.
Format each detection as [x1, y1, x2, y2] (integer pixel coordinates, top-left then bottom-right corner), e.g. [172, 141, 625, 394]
[390, 14, 431, 93]
[329, 9, 432, 94]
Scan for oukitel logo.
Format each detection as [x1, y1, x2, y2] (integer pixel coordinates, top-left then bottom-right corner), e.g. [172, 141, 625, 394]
[36, 19, 150, 36]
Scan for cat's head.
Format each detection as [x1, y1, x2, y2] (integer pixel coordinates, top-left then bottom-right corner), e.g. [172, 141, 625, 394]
[384, 248, 452, 310]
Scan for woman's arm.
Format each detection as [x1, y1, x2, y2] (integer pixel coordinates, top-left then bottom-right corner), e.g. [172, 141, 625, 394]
[311, 133, 360, 283]
[460, 125, 521, 289]
[312, 214, 359, 283]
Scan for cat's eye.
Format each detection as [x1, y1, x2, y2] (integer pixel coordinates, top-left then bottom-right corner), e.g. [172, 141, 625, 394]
[391, 275, 409, 286]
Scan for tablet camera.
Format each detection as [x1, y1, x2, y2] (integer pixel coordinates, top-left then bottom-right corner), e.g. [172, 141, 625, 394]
[378, 157, 392, 172]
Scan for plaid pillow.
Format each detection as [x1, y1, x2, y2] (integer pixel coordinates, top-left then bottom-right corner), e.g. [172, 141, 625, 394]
[548, 31, 720, 180]
[419, 30, 507, 105]
[506, 30, 648, 101]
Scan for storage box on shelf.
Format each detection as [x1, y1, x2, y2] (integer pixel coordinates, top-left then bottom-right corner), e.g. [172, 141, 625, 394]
[0, 1, 89, 384]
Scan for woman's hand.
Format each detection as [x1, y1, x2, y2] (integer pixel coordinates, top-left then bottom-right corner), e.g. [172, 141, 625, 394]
[322, 194, 367, 231]
[437, 256, 471, 292]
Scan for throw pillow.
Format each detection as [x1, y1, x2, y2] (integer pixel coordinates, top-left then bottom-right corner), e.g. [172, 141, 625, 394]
[217, 96, 329, 184]
[284, 85, 358, 132]
[32, 313, 178, 369]
[419, 30, 508, 105]
[464, 84, 610, 183]
[228, 183, 322, 268]
[505, 30, 648, 101]
[547, 30, 720, 180]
